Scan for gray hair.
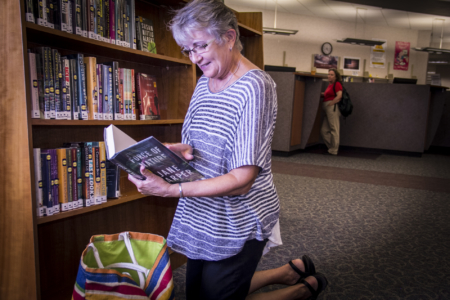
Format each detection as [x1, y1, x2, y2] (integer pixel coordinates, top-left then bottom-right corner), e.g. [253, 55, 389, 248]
[168, 0, 243, 51]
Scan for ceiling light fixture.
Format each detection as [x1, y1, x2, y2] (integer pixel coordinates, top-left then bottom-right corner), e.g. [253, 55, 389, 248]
[337, 8, 384, 46]
[414, 18, 450, 54]
[263, 0, 298, 36]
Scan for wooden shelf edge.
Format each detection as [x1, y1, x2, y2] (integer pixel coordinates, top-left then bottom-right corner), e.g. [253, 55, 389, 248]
[31, 119, 185, 126]
[37, 192, 146, 224]
[25, 22, 192, 66]
[238, 22, 262, 36]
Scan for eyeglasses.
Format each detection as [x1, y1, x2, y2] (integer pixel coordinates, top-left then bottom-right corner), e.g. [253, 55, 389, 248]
[181, 39, 215, 57]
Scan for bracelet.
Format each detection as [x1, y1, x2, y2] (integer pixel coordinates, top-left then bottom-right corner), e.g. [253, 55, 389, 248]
[178, 183, 184, 198]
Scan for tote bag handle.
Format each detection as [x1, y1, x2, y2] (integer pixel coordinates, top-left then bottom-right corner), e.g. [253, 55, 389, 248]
[87, 232, 149, 289]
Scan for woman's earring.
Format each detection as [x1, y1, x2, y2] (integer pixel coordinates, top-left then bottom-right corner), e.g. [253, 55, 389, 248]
[230, 47, 232, 51]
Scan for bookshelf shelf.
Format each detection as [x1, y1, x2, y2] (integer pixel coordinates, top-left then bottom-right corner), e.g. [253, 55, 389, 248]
[37, 191, 155, 225]
[31, 119, 185, 126]
[1, 0, 264, 298]
[238, 22, 262, 36]
[25, 23, 192, 67]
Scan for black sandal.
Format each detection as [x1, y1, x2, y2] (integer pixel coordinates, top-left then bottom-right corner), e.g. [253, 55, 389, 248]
[288, 255, 316, 284]
[299, 272, 328, 300]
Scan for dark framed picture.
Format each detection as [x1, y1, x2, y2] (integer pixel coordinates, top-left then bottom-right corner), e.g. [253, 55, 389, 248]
[314, 54, 339, 69]
[343, 57, 360, 71]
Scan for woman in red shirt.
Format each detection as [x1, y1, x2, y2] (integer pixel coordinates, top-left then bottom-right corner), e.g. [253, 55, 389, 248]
[320, 68, 342, 155]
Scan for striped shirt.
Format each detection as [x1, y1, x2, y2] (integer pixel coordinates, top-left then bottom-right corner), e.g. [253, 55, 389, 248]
[167, 70, 280, 261]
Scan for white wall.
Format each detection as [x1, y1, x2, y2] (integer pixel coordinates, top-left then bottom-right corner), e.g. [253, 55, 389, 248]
[229, 4, 429, 84]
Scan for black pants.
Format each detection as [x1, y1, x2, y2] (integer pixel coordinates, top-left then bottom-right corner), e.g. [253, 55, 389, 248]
[186, 239, 268, 300]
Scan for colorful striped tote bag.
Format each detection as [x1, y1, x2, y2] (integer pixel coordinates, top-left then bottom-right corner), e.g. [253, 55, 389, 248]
[72, 231, 174, 300]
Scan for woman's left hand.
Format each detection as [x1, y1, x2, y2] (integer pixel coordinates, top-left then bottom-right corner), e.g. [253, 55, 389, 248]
[128, 165, 175, 197]
[327, 101, 335, 106]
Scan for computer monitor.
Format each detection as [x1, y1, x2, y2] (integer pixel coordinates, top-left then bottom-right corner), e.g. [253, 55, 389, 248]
[393, 77, 417, 84]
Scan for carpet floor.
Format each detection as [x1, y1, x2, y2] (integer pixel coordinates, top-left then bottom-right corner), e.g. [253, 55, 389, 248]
[172, 151, 450, 299]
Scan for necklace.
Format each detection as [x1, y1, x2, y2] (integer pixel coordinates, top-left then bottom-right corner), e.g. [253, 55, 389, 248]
[213, 57, 242, 92]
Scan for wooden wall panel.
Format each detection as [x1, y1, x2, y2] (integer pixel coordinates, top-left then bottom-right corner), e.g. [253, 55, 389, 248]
[242, 36, 264, 70]
[290, 80, 305, 146]
[237, 12, 263, 32]
[161, 65, 195, 119]
[0, 0, 38, 299]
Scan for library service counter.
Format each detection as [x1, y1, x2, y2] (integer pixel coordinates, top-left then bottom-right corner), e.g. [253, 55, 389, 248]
[268, 71, 450, 154]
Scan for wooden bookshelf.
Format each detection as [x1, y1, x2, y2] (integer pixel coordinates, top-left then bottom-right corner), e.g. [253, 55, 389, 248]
[0, 0, 264, 299]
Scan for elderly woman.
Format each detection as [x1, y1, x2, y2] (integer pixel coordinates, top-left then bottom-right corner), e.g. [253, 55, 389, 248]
[320, 68, 343, 155]
[128, 0, 328, 299]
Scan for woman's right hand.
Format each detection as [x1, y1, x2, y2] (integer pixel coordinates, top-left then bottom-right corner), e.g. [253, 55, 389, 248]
[320, 92, 324, 97]
[165, 143, 194, 161]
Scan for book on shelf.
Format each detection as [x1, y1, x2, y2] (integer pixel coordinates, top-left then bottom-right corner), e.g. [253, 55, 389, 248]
[136, 72, 160, 120]
[94, 143, 102, 204]
[45, 149, 60, 214]
[52, 49, 65, 119]
[25, 0, 35, 23]
[105, 159, 120, 198]
[99, 141, 107, 202]
[28, 51, 41, 118]
[136, 16, 156, 53]
[97, 64, 103, 119]
[46, 47, 56, 119]
[33, 148, 46, 217]
[104, 61, 120, 120]
[66, 147, 75, 209]
[61, 57, 72, 119]
[41, 151, 53, 215]
[56, 148, 70, 211]
[69, 58, 80, 119]
[68, 53, 88, 119]
[104, 124, 204, 183]
[102, 64, 113, 120]
[84, 56, 99, 120]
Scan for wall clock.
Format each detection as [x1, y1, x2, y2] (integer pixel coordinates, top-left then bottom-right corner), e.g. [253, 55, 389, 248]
[321, 42, 333, 55]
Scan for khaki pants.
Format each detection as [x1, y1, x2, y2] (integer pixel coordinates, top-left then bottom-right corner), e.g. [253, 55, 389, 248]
[321, 102, 341, 155]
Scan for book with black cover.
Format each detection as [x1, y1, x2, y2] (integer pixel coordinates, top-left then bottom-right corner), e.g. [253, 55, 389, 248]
[104, 125, 204, 183]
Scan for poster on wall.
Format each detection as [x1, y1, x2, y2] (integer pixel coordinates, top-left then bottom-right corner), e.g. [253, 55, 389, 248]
[314, 54, 339, 69]
[394, 41, 410, 71]
[370, 39, 387, 68]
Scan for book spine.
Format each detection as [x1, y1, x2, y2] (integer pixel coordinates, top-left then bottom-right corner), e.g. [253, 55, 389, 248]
[135, 16, 141, 51]
[115, 0, 121, 45]
[119, 68, 124, 119]
[35, 53, 45, 119]
[71, 147, 79, 209]
[104, 0, 110, 42]
[81, 144, 91, 206]
[124, 0, 129, 47]
[61, 57, 69, 119]
[46, 0, 54, 28]
[77, 54, 88, 119]
[136, 73, 142, 119]
[86, 142, 95, 204]
[41, 47, 51, 119]
[103, 64, 113, 120]
[36, 0, 47, 26]
[66, 0, 73, 33]
[25, 0, 35, 23]
[28, 52, 40, 118]
[33, 148, 45, 217]
[112, 62, 120, 120]
[66, 148, 73, 209]
[53, 0, 61, 30]
[46, 47, 56, 119]
[81, 0, 88, 37]
[99, 141, 107, 202]
[75, 0, 82, 35]
[61, 0, 68, 32]
[131, 68, 135, 120]
[50, 149, 60, 213]
[75, 147, 83, 207]
[41, 152, 53, 215]
[56, 148, 69, 211]
[83, 56, 98, 120]
[130, 0, 135, 49]
[53, 50, 64, 120]
[105, 160, 119, 198]
[88, 0, 96, 39]
[94, 145, 101, 204]
[109, 0, 115, 44]
[69, 59, 79, 119]
[96, 0, 102, 41]
[97, 64, 103, 119]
